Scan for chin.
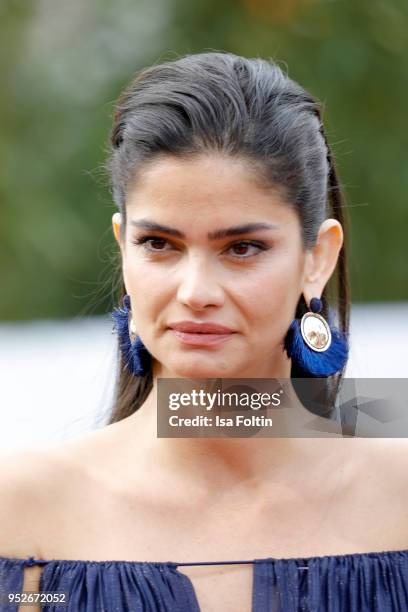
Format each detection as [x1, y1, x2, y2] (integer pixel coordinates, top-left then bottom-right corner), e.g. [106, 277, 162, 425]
[168, 358, 234, 379]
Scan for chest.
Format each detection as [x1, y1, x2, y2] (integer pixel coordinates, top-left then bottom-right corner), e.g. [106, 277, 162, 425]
[46, 455, 406, 553]
[38, 472, 408, 612]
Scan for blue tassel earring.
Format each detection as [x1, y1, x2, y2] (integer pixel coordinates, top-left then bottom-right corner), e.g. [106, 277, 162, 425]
[284, 297, 349, 377]
[111, 294, 152, 377]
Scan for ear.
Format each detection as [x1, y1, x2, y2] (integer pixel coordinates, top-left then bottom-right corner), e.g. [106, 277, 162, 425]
[112, 212, 124, 253]
[112, 212, 130, 292]
[302, 219, 343, 306]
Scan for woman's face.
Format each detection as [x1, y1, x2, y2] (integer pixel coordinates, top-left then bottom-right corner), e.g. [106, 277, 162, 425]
[112, 154, 330, 379]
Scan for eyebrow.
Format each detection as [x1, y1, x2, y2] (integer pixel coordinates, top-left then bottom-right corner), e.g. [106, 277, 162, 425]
[129, 219, 280, 240]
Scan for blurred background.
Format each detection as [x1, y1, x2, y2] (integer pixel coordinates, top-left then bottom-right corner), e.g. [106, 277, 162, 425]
[1, 0, 407, 451]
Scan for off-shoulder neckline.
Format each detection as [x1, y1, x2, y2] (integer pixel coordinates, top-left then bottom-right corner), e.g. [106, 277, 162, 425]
[2, 547, 408, 567]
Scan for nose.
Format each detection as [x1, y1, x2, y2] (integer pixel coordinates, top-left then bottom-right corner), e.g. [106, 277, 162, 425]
[176, 255, 225, 310]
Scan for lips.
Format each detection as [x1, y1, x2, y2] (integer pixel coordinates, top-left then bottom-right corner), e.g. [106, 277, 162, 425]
[168, 321, 234, 334]
[168, 321, 236, 348]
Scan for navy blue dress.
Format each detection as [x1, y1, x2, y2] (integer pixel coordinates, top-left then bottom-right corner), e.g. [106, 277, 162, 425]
[1, 548, 408, 611]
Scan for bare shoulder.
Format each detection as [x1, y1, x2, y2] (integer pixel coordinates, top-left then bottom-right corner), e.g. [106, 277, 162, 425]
[382, 438, 408, 483]
[0, 428, 111, 555]
[0, 424, 127, 560]
[0, 440, 85, 493]
[352, 438, 408, 497]
[0, 446, 68, 558]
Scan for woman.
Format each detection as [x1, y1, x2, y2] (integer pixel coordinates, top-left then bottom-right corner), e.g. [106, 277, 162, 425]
[1, 51, 408, 612]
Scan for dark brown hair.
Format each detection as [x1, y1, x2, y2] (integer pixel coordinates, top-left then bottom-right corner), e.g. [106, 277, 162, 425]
[104, 51, 350, 425]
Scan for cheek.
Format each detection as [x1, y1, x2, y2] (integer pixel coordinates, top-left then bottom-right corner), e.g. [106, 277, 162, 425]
[241, 255, 303, 329]
[122, 258, 164, 319]
[246, 277, 294, 318]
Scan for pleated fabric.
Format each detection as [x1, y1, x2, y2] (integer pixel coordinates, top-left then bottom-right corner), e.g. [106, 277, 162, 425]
[1, 549, 408, 611]
[252, 550, 408, 611]
[0, 557, 199, 612]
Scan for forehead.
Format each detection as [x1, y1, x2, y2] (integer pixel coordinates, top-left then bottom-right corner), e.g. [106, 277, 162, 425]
[126, 154, 297, 225]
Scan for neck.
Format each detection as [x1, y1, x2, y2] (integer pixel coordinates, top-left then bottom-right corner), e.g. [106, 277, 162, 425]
[123, 364, 344, 496]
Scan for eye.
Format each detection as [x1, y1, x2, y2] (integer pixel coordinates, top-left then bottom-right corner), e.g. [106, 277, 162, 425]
[131, 235, 269, 259]
[228, 240, 268, 258]
[131, 236, 171, 252]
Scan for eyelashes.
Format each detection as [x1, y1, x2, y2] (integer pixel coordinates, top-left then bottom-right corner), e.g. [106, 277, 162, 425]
[130, 235, 271, 259]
